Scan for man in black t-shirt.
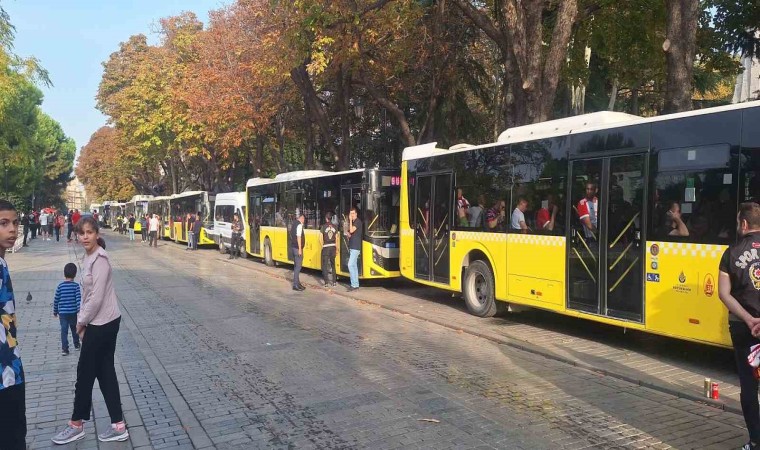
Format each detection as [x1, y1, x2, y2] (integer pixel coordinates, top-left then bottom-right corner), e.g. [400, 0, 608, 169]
[347, 207, 362, 291]
[319, 212, 337, 287]
[719, 201, 760, 450]
[290, 212, 306, 291]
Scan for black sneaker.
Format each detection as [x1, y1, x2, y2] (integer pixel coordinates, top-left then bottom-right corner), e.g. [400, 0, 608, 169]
[74, 344, 80, 350]
[347, 286, 358, 292]
[62, 350, 69, 356]
[332, 282, 337, 287]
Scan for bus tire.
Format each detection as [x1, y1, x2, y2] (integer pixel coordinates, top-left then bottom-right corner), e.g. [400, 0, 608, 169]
[218, 239, 227, 254]
[463, 260, 497, 318]
[264, 239, 274, 266]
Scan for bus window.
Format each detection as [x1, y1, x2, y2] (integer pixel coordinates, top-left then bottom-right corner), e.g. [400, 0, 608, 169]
[366, 175, 400, 238]
[651, 145, 736, 244]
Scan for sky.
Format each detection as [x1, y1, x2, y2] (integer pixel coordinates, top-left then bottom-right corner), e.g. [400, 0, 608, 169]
[4, 0, 229, 160]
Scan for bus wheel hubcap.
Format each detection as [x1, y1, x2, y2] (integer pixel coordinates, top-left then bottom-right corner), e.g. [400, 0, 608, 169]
[474, 273, 487, 305]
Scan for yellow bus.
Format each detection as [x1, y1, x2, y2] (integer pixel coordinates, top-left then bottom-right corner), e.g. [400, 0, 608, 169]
[245, 169, 401, 280]
[125, 195, 153, 233]
[147, 196, 172, 239]
[168, 191, 216, 245]
[400, 100, 760, 347]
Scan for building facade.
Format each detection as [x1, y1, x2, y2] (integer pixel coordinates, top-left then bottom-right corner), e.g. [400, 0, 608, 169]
[66, 176, 87, 211]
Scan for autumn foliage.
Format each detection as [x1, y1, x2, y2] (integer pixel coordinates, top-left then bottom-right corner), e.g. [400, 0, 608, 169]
[78, 0, 746, 200]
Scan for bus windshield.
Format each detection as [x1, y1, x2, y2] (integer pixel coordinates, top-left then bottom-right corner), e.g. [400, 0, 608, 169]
[366, 174, 400, 239]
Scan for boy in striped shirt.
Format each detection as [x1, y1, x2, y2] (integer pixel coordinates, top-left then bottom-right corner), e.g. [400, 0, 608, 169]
[54, 263, 81, 356]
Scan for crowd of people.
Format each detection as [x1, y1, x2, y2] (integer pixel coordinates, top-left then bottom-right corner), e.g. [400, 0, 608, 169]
[18, 208, 86, 247]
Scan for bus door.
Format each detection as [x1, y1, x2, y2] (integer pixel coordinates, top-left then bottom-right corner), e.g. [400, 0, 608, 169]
[567, 155, 645, 322]
[414, 173, 452, 284]
[251, 196, 262, 254]
[340, 186, 362, 274]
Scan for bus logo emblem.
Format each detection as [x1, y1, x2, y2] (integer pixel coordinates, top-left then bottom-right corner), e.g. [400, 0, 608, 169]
[650, 244, 659, 256]
[704, 274, 715, 297]
[678, 271, 686, 283]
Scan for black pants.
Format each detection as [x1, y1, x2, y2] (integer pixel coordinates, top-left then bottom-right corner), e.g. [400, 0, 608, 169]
[54, 226, 61, 241]
[230, 232, 241, 257]
[321, 246, 336, 284]
[292, 248, 303, 288]
[0, 384, 26, 450]
[730, 320, 760, 444]
[72, 317, 123, 423]
[31, 224, 37, 238]
[67, 224, 73, 240]
[22, 225, 28, 245]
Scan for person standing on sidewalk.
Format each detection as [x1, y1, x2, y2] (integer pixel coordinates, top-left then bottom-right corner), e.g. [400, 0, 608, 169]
[149, 214, 159, 248]
[347, 207, 362, 292]
[21, 211, 30, 247]
[0, 200, 25, 450]
[229, 213, 242, 259]
[140, 214, 148, 243]
[718, 202, 760, 450]
[52, 216, 128, 444]
[53, 263, 81, 356]
[319, 212, 337, 287]
[127, 214, 136, 242]
[186, 213, 194, 251]
[193, 212, 202, 251]
[290, 212, 305, 291]
[54, 212, 64, 242]
[66, 210, 74, 242]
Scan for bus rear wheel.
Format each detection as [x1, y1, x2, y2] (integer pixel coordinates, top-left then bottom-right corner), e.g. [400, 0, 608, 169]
[463, 260, 497, 317]
[264, 239, 274, 266]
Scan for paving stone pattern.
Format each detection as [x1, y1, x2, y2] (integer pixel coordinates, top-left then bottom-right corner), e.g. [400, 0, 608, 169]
[9, 234, 752, 449]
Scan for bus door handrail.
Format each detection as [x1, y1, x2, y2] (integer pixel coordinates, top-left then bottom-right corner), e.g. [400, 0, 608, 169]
[609, 256, 640, 293]
[572, 247, 596, 283]
[609, 212, 639, 248]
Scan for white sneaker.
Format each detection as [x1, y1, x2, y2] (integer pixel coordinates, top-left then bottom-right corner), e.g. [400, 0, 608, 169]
[52, 423, 84, 444]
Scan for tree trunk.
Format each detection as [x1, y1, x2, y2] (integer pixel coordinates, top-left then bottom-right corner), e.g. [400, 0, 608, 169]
[336, 65, 352, 169]
[608, 79, 619, 111]
[290, 63, 341, 165]
[663, 0, 699, 114]
[303, 102, 315, 169]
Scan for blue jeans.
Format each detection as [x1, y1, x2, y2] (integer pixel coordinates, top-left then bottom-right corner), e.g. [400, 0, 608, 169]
[348, 249, 360, 288]
[188, 232, 195, 249]
[59, 313, 79, 351]
[128, 228, 135, 241]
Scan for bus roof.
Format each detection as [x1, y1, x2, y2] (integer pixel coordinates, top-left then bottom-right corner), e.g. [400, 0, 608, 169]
[172, 191, 206, 198]
[402, 100, 760, 161]
[149, 196, 172, 201]
[245, 168, 365, 188]
[129, 195, 154, 202]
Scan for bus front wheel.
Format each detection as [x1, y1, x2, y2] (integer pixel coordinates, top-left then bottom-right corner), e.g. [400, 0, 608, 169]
[463, 260, 497, 317]
[264, 239, 274, 266]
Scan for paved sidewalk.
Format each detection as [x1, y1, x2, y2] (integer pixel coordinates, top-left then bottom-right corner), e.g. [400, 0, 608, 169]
[9, 233, 754, 449]
[226, 247, 744, 414]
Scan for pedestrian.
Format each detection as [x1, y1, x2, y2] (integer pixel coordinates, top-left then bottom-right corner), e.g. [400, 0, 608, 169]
[719, 202, 760, 450]
[47, 211, 54, 240]
[72, 209, 81, 242]
[127, 214, 135, 241]
[66, 210, 74, 242]
[53, 263, 81, 356]
[290, 212, 305, 291]
[0, 199, 26, 450]
[193, 211, 202, 251]
[21, 211, 30, 247]
[149, 214, 159, 248]
[54, 212, 64, 242]
[30, 209, 37, 239]
[229, 212, 242, 259]
[185, 213, 193, 250]
[140, 214, 148, 243]
[52, 216, 128, 444]
[319, 212, 337, 287]
[40, 210, 50, 240]
[347, 207, 362, 292]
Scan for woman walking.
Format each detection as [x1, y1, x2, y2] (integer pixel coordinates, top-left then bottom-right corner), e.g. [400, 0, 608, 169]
[52, 216, 128, 444]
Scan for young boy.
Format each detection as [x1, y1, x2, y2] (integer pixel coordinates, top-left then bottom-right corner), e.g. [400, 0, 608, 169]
[53, 263, 81, 356]
[0, 199, 26, 449]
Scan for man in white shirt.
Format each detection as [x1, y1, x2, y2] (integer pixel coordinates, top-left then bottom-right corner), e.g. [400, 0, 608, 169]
[39, 211, 49, 240]
[149, 214, 160, 248]
[511, 198, 529, 233]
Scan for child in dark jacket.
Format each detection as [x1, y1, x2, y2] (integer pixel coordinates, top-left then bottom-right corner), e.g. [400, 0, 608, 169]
[54, 263, 81, 355]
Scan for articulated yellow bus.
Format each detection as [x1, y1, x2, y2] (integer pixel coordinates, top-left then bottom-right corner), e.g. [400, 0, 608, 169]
[125, 195, 153, 233]
[147, 196, 172, 239]
[400, 100, 760, 347]
[169, 191, 216, 245]
[245, 169, 401, 280]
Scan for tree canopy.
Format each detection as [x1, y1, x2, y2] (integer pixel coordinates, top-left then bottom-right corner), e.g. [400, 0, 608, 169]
[0, 6, 75, 210]
[78, 0, 752, 199]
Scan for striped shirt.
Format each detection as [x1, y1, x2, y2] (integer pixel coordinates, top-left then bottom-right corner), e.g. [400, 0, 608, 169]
[53, 280, 81, 315]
